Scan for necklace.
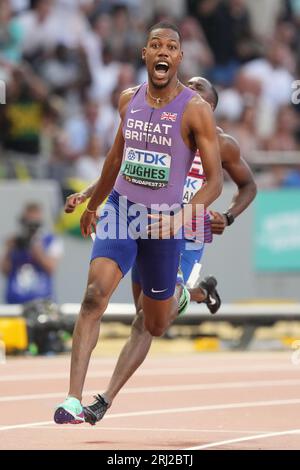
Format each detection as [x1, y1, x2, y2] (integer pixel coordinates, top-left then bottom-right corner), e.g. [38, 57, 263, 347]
[147, 79, 181, 104]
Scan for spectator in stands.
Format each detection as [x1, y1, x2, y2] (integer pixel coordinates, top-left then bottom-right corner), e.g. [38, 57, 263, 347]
[63, 98, 115, 156]
[18, 0, 57, 59]
[19, 0, 90, 60]
[263, 105, 299, 152]
[0, 0, 24, 68]
[179, 16, 214, 80]
[0, 64, 49, 178]
[239, 39, 295, 111]
[75, 134, 106, 182]
[0, 202, 63, 304]
[0, 0, 298, 191]
[191, 0, 258, 85]
[231, 102, 262, 161]
[37, 43, 91, 103]
[88, 44, 121, 102]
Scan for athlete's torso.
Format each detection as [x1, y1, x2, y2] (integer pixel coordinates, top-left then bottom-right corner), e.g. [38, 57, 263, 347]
[114, 83, 196, 207]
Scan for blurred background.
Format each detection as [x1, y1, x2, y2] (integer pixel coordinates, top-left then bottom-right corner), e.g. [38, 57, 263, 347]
[0, 0, 299, 355]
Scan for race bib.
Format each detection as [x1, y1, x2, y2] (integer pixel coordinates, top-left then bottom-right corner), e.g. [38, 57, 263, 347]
[182, 175, 204, 204]
[121, 147, 171, 189]
[183, 151, 205, 203]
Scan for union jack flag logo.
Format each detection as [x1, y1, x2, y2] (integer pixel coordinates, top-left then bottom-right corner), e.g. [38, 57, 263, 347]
[161, 112, 177, 122]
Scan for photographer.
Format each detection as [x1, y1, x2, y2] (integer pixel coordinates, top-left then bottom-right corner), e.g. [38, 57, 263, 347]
[1, 202, 63, 304]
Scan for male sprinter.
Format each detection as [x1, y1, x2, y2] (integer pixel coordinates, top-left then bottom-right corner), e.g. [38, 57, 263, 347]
[64, 77, 256, 425]
[177, 76, 257, 306]
[54, 23, 222, 424]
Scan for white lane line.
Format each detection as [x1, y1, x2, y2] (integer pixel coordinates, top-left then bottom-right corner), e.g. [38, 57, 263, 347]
[1, 398, 300, 432]
[0, 363, 296, 382]
[37, 426, 275, 434]
[183, 429, 300, 450]
[2, 378, 300, 403]
[1, 354, 292, 371]
[0, 421, 53, 431]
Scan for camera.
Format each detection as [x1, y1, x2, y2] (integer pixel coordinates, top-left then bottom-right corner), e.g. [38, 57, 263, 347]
[15, 220, 42, 250]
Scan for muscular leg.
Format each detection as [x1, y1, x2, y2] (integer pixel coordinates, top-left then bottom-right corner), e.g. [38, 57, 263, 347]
[142, 283, 182, 337]
[101, 282, 183, 406]
[85, 239, 187, 419]
[103, 281, 150, 404]
[104, 307, 152, 404]
[68, 257, 122, 401]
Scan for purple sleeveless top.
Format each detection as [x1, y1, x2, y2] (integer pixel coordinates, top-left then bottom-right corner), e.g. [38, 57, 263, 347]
[114, 83, 196, 207]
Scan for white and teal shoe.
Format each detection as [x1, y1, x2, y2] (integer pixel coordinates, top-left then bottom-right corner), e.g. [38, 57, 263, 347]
[54, 396, 84, 424]
[176, 263, 190, 316]
[178, 283, 191, 316]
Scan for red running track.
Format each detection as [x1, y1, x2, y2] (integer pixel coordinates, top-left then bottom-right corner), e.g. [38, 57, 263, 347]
[1, 351, 300, 450]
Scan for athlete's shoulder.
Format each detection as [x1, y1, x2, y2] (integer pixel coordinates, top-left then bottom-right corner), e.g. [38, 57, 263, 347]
[118, 86, 141, 118]
[185, 93, 214, 126]
[218, 131, 241, 163]
[187, 92, 211, 110]
[219, 132, 240, 150]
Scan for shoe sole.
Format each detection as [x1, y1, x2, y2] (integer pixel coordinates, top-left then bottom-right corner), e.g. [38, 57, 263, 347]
[54, 407, 84, 424]
[83, 408, 97, 426]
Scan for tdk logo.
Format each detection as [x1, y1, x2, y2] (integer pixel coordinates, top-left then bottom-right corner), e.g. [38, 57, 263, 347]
[185, 178, 198, 190]
[128, 150, 168, 166]
[128, 150, 136, 161]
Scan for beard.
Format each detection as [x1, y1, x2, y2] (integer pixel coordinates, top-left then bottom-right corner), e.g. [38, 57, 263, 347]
[149, 75, 171, 89]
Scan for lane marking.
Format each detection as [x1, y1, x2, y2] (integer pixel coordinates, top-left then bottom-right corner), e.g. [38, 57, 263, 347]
[0, 363, 296, 382]
[37, 426, 275, 434]
[1, 398, 300, 432]
[183, 429, 300, 450]
[2, 378, 300, 403]
[0, 421, 53, 431]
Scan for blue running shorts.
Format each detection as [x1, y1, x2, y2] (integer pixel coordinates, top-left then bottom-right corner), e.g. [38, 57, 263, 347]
[132, 240, 205, 286]
[91, 190, 183, 300]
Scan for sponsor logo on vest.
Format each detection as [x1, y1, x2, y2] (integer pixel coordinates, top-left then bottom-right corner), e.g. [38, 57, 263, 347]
[185, 178, 198, 190]
[121, 147, 171, 189]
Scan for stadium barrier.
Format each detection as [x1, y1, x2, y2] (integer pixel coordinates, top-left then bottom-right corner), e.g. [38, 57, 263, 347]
[1, 302, 299, 352]
[62, 302, 300, 322]
[1, 302, 300, 323]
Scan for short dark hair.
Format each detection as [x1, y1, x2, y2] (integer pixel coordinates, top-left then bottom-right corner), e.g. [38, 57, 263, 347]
[147, 22, 182, 43]
[211, 85, 219, 110]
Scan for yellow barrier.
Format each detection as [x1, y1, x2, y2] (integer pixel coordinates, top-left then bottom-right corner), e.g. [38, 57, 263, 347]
[194, 336, 220, 352]
[0, 318, 28, 353]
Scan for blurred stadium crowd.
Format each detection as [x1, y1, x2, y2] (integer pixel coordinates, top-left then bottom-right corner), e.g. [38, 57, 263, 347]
[0, 0, 299, 195]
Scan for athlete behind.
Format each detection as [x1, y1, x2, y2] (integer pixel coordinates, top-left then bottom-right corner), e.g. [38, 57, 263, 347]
[64, 77, 257, 426]
[178, 76, 257, 309]
[54, 23, 222, 425]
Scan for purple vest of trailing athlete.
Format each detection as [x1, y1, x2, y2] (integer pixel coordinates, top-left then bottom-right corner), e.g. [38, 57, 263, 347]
[114, 83, 197, 207]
